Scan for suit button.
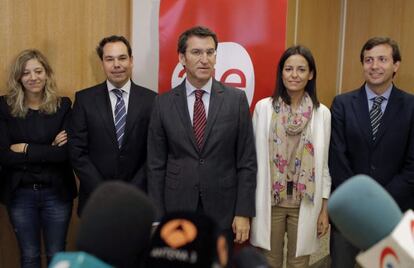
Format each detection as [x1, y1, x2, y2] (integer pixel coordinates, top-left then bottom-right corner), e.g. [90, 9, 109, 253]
[194, 185, 199, 190]
[371, 165, 376, 171]
[199, 159, 204, 165]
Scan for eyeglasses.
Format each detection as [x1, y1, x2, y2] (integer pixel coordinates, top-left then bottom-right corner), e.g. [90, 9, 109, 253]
[187, 48, 216, 58]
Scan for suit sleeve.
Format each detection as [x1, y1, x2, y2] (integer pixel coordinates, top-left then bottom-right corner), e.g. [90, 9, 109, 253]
[130, 90, 157, 190]
[68, 93, 104, 193]
[385, 101, 414, 208]
[235, 92, 257, 217]
[147, 96, 167, 217]
[329, 96, 355, 189]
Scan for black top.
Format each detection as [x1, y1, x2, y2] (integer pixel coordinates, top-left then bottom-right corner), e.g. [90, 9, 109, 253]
[0, 96, 77, 204]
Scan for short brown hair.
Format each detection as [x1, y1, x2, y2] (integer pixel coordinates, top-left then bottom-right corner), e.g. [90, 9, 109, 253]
[360, 37, 401, 63]
[96, 35, 132, 60]
[177, 26, 218, 54]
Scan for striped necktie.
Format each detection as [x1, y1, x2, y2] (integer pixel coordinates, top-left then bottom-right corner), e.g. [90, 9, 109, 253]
[193, 90, 206, 150]
[112, 89, 127, 148]
[369, 96, 386, 140]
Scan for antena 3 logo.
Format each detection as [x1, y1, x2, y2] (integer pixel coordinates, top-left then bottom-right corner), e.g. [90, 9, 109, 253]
[172, 42, 255, 106]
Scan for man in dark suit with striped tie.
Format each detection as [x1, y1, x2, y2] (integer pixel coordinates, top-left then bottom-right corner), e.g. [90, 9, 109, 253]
[329, 37, 414, 267]
[69, 35, 157, 215]
[147, 26, 257, 245]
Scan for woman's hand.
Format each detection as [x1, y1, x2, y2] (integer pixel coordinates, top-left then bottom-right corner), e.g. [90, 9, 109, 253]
[10, 143, 28, 153]
[52, 130, 67, 146]
[317, 198, 330, 238]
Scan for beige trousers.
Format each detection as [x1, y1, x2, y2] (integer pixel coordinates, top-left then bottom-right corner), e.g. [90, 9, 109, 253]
[263, 206, 310, 268]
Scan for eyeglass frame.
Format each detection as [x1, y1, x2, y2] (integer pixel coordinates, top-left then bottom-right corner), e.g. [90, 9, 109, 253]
[186, 48, 217, 58]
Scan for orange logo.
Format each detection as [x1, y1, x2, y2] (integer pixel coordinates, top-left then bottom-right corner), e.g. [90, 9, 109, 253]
[160, 219, 198, 249]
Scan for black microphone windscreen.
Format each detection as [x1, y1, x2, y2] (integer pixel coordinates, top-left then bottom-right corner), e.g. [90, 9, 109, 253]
[76, 181, 155, 267]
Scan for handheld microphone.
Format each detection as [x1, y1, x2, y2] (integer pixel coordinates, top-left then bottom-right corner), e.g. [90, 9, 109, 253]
[328, 174, 414, 267]
[49, 252, 113, 268]
[77, 181, 156, 268]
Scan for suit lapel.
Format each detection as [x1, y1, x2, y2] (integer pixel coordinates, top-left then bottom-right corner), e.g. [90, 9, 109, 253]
[374, 86, 403, 144]
[122, 83, 141, 147]
[202, 80, 224, 151]
[173, 82, 199, 151]
[351, 87, 373, 146]
[94, 83, 118, 148]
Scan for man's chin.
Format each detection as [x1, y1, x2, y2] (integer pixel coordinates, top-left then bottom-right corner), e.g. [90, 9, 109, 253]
[196, 73, 213, 80]
[109, 78, 129, 87]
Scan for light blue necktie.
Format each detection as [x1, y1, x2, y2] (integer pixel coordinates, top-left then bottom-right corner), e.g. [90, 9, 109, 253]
[112, 89, 127, 148]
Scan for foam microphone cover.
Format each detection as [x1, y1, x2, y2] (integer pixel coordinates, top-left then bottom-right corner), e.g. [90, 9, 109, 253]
[328, 174, 402, 250]
[76, 181, 155, 268]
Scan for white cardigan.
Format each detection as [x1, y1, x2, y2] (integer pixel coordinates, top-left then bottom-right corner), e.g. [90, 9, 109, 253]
[250, 97, 332, 257]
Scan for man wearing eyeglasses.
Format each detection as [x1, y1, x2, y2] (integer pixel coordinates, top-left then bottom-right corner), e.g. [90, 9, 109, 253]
[148, 26, 257, 246]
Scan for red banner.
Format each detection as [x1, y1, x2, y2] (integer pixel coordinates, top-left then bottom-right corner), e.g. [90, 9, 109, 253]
[159, 0, 287, 110]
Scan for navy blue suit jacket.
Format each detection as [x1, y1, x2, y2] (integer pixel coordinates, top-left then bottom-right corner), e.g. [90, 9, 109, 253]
[329, 85, 414, 211]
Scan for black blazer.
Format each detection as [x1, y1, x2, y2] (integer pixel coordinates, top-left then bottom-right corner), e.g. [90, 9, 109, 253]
[69, 81, 156, 214]
[147, 80, 257, 229]
[329, 85, 414, 211]
[0, 96, 77, 205]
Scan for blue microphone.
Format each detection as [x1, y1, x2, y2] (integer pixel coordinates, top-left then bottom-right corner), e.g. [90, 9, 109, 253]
[49, 252, 113, 268]
[328, 174, 403, 250]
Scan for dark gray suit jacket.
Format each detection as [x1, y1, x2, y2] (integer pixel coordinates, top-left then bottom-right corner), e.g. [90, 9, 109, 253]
[147, 79, 257, 229]
[69, 81, 156, 214]
[329, 85, 414, 211]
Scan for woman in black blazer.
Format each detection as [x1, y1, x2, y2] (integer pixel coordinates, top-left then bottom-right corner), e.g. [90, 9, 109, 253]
[0, 49, 76, 268]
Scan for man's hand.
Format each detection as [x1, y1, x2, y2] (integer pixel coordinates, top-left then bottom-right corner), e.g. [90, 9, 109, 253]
[232, 216, 250, 243]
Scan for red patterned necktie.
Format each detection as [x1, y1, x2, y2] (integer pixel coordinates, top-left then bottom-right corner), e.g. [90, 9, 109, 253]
[193, 90, 206, 150]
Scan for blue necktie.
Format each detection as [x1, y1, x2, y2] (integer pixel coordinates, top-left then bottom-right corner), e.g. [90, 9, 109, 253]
[112, 89, 127, 148]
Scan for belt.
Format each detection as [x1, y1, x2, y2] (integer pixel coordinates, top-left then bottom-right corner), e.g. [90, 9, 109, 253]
[19, 183, 52, 191]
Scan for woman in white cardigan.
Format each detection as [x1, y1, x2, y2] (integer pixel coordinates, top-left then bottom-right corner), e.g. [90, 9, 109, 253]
[250, 46, 331, 268]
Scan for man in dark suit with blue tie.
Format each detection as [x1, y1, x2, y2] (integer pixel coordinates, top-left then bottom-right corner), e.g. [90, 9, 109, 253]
[329, 37, 414, 267]
[69, 35, 157, 215]
[147, 26, 257, 245]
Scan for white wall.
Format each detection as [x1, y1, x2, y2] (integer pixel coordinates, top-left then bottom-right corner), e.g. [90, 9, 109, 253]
[131, 0, 160, 92]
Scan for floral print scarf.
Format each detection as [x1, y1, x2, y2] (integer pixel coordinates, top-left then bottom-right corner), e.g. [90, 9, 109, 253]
[269, 93, 315, 205]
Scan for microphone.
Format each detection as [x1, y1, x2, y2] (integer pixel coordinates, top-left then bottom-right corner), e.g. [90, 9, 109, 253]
[76, 181, 156, 268]
[328, 174, 414, 267]
[49, 252, 113, 268]
[145, 211, 227, 267]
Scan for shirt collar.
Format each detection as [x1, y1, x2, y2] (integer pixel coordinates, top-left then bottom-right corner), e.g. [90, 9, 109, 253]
[107, 79, 131, 95]
[365, 83, 393, 101]
[185, 78, 212, 97]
